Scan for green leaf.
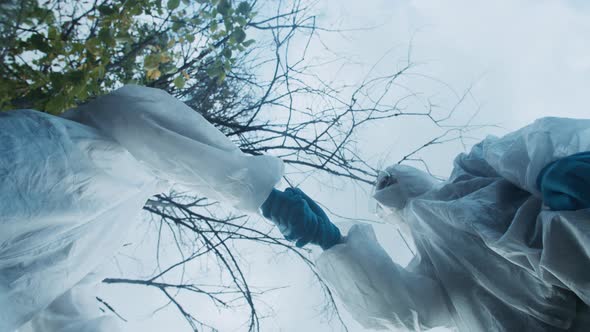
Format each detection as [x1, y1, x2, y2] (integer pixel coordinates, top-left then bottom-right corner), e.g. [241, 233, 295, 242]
[224, 18, 233, 32]
[173, 75, 185, 89]
[29, 34, 51, 53]
[129, 5, 142, 16]
[223, 59, 231, 72]
[49, 72, 65, 89]
[237, 2, 251, 16]
[217, 0, 231, 16]
[242, 39, 255, 47]
[45, 94, 68, 114]
[159, 52, 172, 63]
[167, 0, 180, 10]
[71, 42, 85, 53]
[144, 54, 160, 69]
[230, 27, 246, 44]
[206, 62, 224, 78]
[98, 28, 114, 46]
[190, 16, 202, 25]
[172, 20, 183, 32]
[66, 70, 85, 84]
[98, 5, 116, 15]
[216, 71, 226, 84]
[47, 27, 59, 41]
[85, 38, 100, 54]
[235, 16, 247, 26]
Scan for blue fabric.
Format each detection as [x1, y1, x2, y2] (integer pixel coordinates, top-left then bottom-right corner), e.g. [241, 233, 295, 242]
[261, 188, 342, 250]
[536, 152, 590, 211]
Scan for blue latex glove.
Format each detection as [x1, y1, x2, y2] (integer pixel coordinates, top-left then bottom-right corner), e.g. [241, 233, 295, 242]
[536, 152, 590, 211]
[261, 188, 342, 250]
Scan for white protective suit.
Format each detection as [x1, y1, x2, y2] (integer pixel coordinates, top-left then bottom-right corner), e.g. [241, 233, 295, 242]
[0, 85, 284, 332]
[317, 117, 590, 331]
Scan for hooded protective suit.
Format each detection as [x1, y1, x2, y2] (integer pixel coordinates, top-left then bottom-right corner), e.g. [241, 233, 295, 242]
[316, 117, 590, 331]
[0, 85, 283, 332]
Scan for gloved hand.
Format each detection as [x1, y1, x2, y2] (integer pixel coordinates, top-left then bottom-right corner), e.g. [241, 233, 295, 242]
[536, 152, 590, 211]
[261, 187, 342, 250]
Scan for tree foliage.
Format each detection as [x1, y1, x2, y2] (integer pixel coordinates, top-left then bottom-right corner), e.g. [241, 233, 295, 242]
[0, 0, 255, 113]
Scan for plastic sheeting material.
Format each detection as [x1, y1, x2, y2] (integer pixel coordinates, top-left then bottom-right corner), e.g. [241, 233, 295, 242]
[317, 117, 590, 331]
[1, 85, 283, 331]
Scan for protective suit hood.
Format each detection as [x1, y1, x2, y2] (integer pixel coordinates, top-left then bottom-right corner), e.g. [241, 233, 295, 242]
[372, 164, 438, 223]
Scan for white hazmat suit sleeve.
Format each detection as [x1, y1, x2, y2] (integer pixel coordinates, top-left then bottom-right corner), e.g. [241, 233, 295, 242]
[2, 85, 284, 332]
[18, 272, 121, 332]
[61, 84, 284, 212]
[471, 117, 590, 197]
[316, 224, 453, 331]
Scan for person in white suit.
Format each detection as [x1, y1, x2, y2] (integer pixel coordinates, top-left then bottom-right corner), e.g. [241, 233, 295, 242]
[0, 85, 284, 331]
[263, 117, 590, 331]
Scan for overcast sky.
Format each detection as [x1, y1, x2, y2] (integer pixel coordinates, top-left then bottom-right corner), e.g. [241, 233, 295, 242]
[98, 1, 590, 331]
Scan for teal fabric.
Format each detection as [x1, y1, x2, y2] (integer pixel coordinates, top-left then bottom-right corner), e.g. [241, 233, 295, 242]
[537, 152, 590, 211]
[261, 188, 341, 250]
